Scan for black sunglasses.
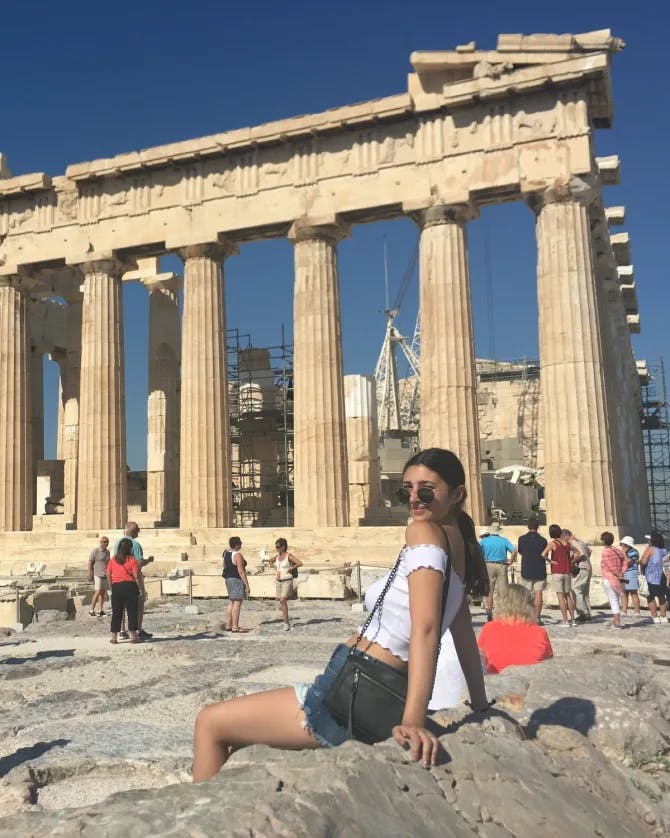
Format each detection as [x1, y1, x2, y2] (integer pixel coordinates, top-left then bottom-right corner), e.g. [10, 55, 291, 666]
[395, 486, 435, 505]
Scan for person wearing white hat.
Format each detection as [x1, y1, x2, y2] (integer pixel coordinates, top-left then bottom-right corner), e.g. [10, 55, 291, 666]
[619, 536, 641, 619]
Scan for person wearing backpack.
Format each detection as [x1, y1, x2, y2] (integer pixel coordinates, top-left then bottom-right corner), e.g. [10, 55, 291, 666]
[222, 536, 250, 632]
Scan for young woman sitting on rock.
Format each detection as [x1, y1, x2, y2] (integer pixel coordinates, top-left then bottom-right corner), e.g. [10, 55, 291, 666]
[477, 583, 553, 674]
[192, 447, 492, 782]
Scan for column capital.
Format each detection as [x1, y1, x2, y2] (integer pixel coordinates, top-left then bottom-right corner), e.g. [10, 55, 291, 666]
[0, 270, 45, 294]
[66, 251, 135, 277]
[177, 240, 237, 262]
[288, 216, 350, 245]
[410, 202, 479, 229]
[525, 176, 598, 214]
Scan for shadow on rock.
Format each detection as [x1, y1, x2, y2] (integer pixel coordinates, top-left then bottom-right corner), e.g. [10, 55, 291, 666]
[0, 649, 75, 666]
[524, 696, 596, 739]
[0, 739, 70, 778]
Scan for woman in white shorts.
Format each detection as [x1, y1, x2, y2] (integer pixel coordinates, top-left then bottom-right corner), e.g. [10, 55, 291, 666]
[274, 538, 302, 631]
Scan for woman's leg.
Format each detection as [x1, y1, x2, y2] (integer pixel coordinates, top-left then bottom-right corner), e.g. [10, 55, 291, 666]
[279, 597, 289, 623]
[648, 596, 658, 619]
[603, 580, 621, 626]
[225, 601, 233, 630]
[631, 592, 640, 614]
[620, 591, 629, 615]
[126, 588, 139, 633]
[193, 686, 320, 782]
[230, 600, 242, 630]
[110, 584, 124, 634]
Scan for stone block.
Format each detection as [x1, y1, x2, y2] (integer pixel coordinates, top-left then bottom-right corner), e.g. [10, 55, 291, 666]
[184, 605, 200, 615]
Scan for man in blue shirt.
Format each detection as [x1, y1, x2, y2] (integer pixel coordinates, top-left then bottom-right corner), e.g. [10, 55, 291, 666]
[479, 521, 517, 622]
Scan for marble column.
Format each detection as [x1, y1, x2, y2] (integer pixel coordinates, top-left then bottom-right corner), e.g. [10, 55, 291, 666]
[61, 293, 83, 524]
[0, 278, 33, 530]
[416, 204, 484, 523]
[531, 181, 617, 535]
[144, 276, 181, 525]
[289, 219, 349, 528]
[178, 244, 233, 529]
[76, 259, 127, 530]
[30, 344, 44, 475]
[345, 374, 381, 526]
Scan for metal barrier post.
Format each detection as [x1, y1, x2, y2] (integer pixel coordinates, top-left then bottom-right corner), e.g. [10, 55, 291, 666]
[356, 562, 362, 602]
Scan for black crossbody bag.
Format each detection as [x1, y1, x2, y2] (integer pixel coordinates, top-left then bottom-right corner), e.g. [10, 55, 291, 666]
[323, 538, 451, 745]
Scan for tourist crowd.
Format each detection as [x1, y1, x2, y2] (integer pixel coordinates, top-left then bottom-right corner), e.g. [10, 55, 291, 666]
[479, 520, 670, 629]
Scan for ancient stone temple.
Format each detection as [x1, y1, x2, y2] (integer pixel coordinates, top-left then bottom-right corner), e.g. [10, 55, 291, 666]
[0, 29, 650, 540]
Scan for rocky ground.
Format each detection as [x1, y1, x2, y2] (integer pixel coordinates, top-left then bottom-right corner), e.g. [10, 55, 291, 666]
[0, 597, 668, 836]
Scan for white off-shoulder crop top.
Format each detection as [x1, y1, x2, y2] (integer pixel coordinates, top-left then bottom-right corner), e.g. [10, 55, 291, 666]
[361, 543, 464, 662]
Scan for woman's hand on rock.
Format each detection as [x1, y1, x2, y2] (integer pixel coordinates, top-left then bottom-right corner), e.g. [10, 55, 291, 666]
[392, 724, 441, 767]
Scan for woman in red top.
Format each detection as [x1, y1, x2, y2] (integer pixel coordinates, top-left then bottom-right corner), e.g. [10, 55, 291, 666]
[478, 583, 553, 674]
[600, 532, 628, 629]
[106, 537, 145, 644]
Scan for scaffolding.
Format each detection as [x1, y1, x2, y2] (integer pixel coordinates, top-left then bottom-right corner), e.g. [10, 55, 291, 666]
[641, 358, 670, 534]
[227, 328, 294, 528]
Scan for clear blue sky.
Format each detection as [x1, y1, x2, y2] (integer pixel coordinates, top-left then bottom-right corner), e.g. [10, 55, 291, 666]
[3, 0, 667, 469]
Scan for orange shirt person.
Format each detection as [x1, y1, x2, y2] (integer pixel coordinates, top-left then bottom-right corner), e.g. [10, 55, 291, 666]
[477, 583, 553, 674]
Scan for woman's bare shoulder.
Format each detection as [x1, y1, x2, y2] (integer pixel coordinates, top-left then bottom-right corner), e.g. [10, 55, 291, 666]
[405, 520, 446, 547]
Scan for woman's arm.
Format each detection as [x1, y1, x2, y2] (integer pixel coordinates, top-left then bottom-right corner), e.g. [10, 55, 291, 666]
[450, 597, 489, 710]
[289, 553, 303, 569]
[236, 554, 250, 592]
[392, 520, 446, 766]
[640, 546, 652, 568]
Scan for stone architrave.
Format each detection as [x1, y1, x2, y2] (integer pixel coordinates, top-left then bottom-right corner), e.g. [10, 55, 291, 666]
[530, 179, 617, 535]
[289, 219, 350, 528]
[415, 204, 485, 523]
[178, 243, 234, 530]
[345, 374, 382, 526]
[75, 257, 128, 530]
[144, 275, 181, 525]
[0, 278, 33, 530]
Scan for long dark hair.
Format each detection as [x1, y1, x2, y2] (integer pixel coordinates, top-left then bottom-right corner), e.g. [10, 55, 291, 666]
[402, 448, 490, 598]
[114, 537, 133, 563]
[649, 531, 665, 549]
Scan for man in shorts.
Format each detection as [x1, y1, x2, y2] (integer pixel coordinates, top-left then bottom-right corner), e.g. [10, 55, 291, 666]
[479, 521, 517, 621]
[88, 536, 110, 617]
[541, 524, 579, 627]
[517, 518, 548, 624]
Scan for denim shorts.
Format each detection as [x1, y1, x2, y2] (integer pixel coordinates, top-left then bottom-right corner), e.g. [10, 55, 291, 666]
[294, 644, 352, 747]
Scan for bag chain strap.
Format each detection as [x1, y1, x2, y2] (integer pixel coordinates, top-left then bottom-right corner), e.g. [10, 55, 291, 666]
[352, 540, 451, 653]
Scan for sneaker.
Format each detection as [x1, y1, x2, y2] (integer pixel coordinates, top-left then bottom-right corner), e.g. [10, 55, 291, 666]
[138, 628, 153, 639]
[569, 620, 577, 627]
[283, 622, 291, 632]
[119, 631, 129, 639]
[558, 621, 571, 628]
[655, 616, 663, 625]
[88, 610, 96, 617]
[97, 611, 106, 617]
[620, 612, 628, 618]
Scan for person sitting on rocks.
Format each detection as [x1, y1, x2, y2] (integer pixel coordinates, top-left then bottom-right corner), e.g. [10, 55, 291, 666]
[477, 583, 553, 674]
[193, 448, 492, 782]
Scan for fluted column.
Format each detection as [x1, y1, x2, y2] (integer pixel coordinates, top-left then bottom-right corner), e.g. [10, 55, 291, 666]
[144, 275, 181, 525]
[60, 292, 83, 523]
[289, 219, 349, 528]
[0, 278, 33, 530]
[76, 258, 127, 530]
[416, 204, 484, 523]
[345, 374, 381, 525]
[30, 344, 44, 506]
[531, 180, 617, 535]
[178, 244, 233, 529]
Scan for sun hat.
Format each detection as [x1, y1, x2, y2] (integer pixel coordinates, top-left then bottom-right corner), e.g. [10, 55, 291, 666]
[620, 536, 635, 548]
[479, 527, 490, 537]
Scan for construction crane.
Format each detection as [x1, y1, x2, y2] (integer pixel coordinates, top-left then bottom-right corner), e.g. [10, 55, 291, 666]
[374, 239, 421, 432]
